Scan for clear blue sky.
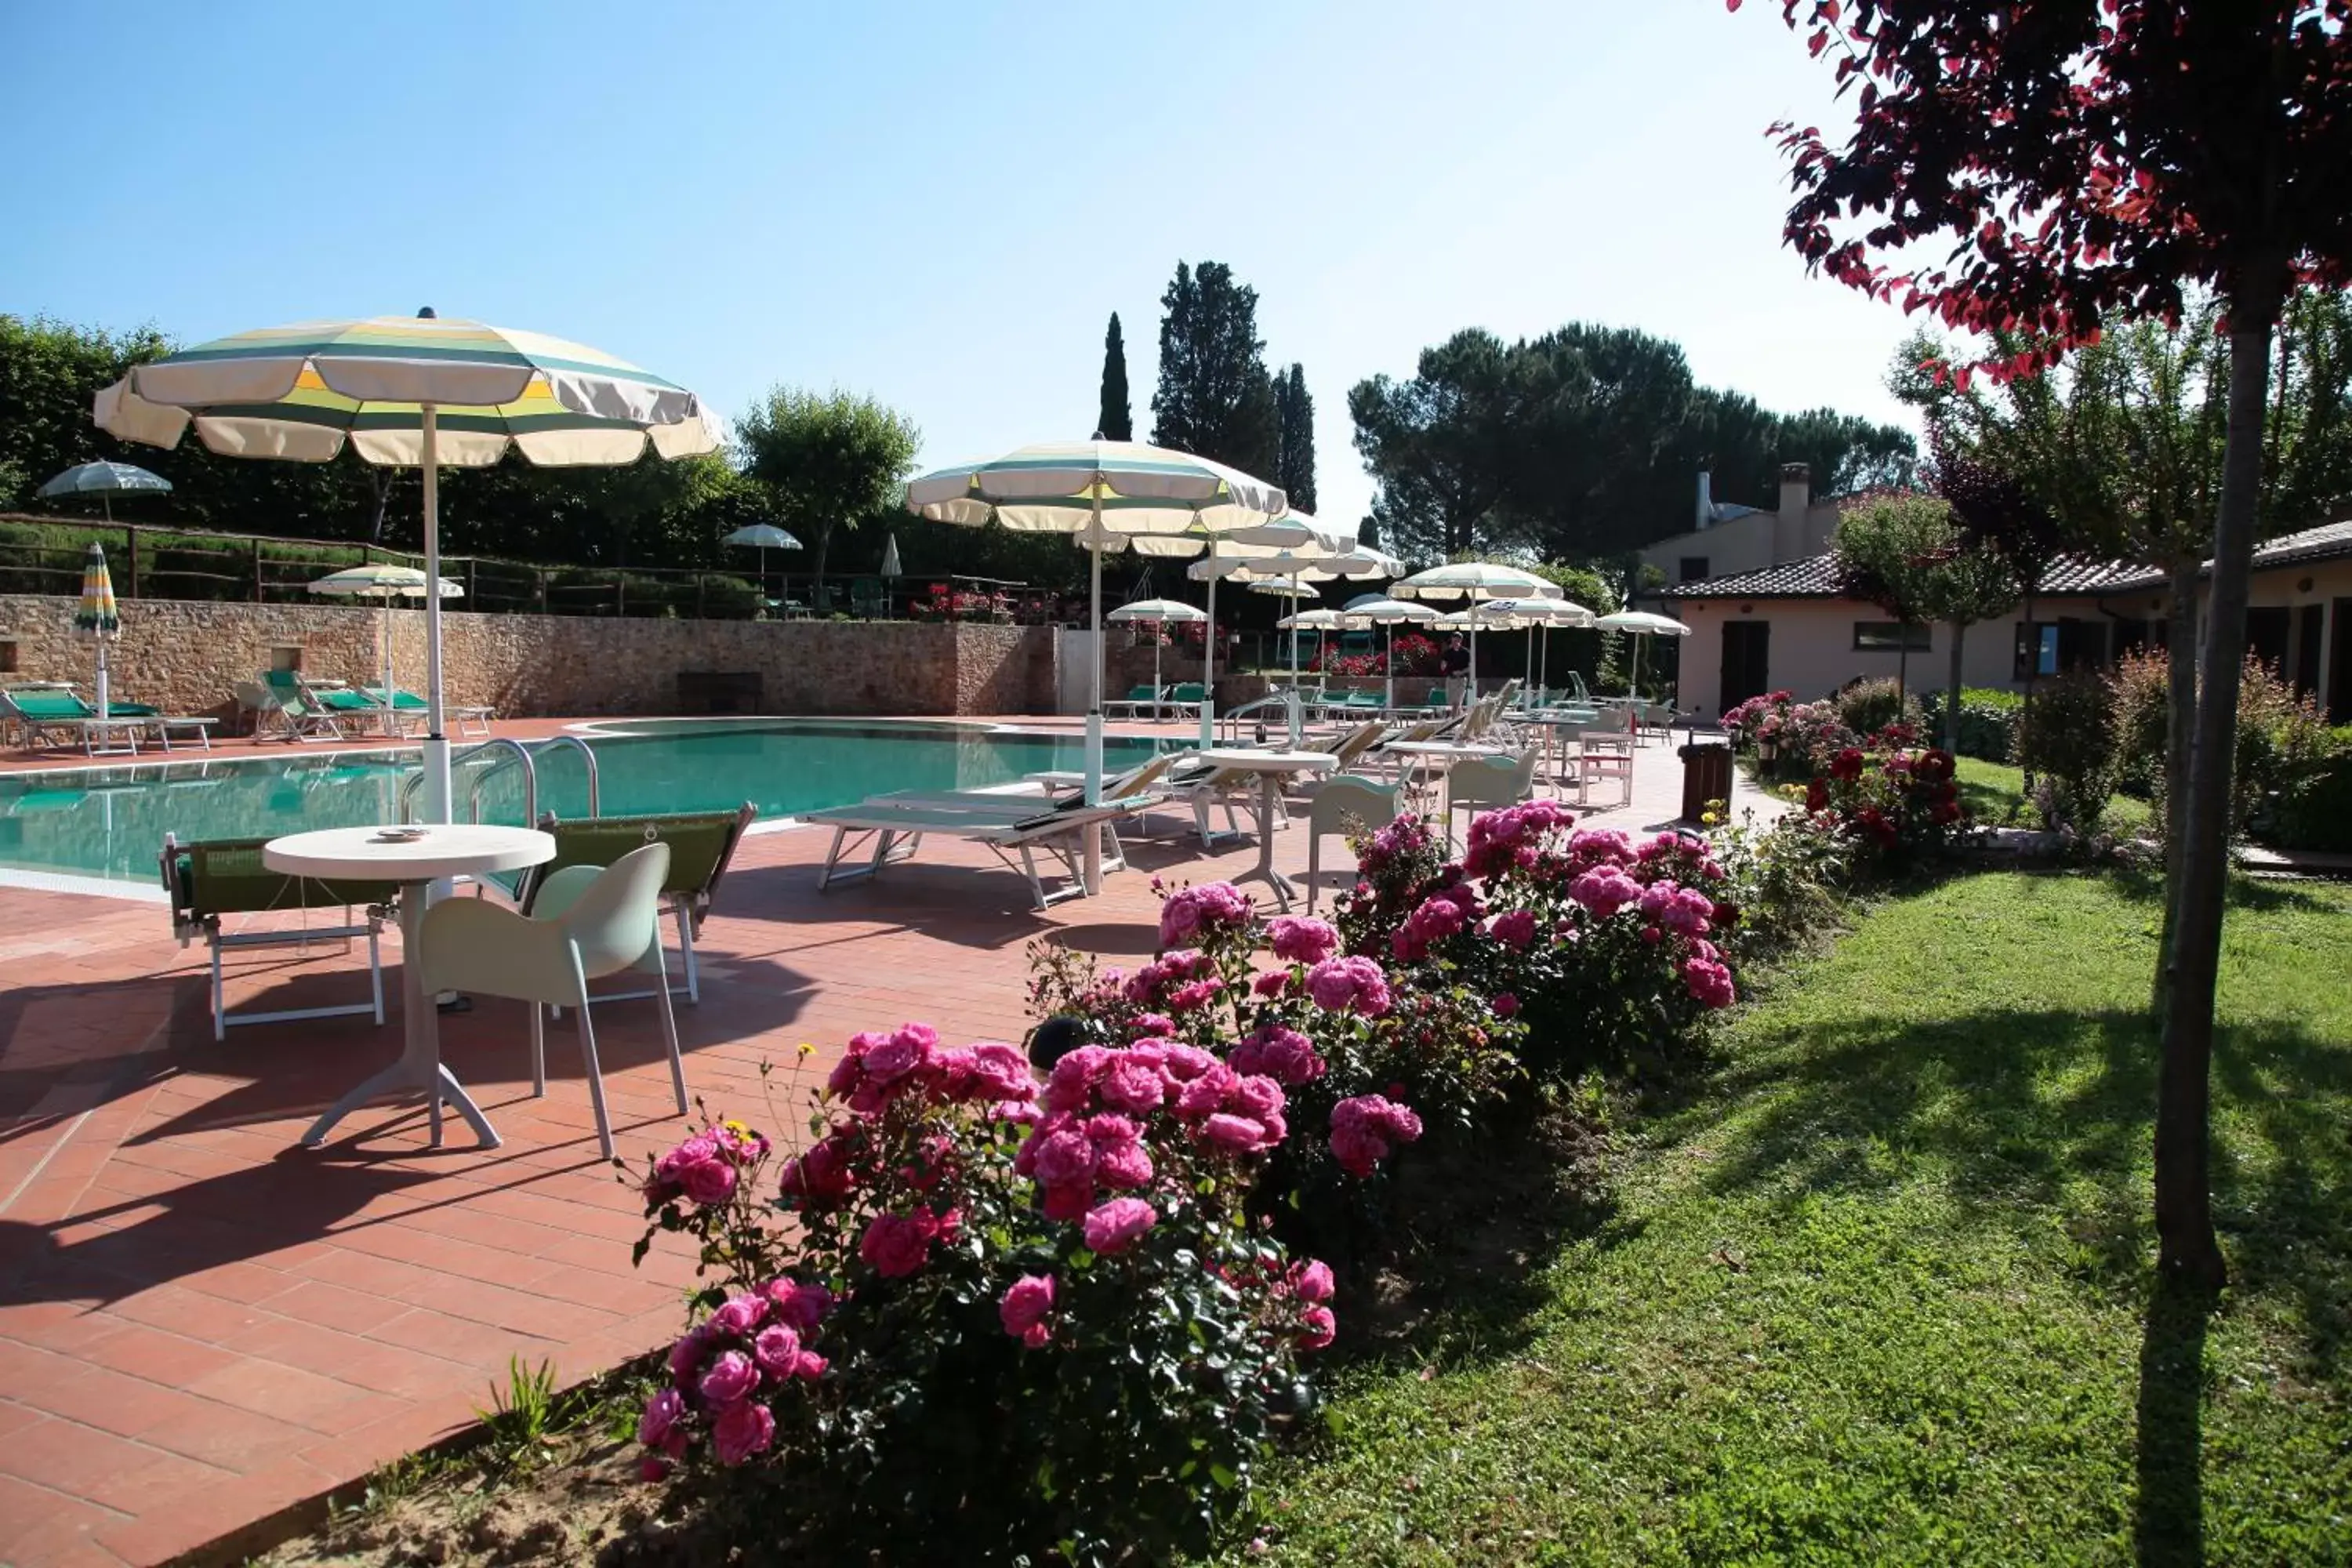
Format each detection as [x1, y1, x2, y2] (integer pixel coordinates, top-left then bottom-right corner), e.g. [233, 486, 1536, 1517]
[0, 1, 1917, 532]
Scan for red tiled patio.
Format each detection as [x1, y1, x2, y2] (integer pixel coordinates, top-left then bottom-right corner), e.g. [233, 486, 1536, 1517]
[0, 720, 1740, 1566]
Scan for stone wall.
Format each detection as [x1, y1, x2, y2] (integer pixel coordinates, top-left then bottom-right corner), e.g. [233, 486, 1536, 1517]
[0, 595, 1057, 720]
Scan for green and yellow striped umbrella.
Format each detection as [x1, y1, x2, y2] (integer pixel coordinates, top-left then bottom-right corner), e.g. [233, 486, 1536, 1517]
[94, 314, 719, 467]
[74, 543, 121, 639]
[74, 543, 122, 717]
[88, 310, 717, 825]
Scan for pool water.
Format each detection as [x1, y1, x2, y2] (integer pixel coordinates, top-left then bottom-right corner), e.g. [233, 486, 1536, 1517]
[0, 720, 1167, 888]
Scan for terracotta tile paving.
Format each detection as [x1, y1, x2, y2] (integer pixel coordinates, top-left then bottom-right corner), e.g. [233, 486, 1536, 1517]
[0, 717, 1746, 1565]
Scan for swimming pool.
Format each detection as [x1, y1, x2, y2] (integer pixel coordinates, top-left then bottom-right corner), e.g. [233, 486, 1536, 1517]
[0, 720, 1167, 891]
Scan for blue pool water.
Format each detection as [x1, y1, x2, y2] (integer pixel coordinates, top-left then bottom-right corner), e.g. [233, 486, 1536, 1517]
[0, 720, 1167, 888]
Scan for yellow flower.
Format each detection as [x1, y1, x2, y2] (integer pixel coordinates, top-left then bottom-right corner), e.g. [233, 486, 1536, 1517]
[797, 1041, 815, 1058]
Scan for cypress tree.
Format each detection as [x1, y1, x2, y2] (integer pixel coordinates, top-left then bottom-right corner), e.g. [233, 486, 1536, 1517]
[1096, 314, 1132, 441]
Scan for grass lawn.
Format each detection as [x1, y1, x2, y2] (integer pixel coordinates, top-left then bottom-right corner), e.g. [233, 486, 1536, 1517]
[1955, 756, 2156, 837]
[1221, 872, 2352, 1566]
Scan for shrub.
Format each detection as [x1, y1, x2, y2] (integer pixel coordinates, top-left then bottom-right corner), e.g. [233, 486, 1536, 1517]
[1799, 739, 1968, 868]
[2103, 649, 2332, 840]
[2016, 669, 2120, 832]
[1834, 677, 1923, 739]
[1918, 686, 2024, 762]
[2108, 649, 2171, 799]
[632, 1027, 1334, 1564]
[1722, 691, 1862, 781]
[2267, 728, 2352, 851]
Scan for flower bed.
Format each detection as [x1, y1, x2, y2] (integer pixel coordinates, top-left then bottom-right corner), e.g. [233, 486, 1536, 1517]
[612, 795, 1896, 1561]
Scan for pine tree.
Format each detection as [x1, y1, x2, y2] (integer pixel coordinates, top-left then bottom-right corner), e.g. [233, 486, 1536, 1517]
[1096, 314, 1132, 441]
[1149, 261, 1279, 481]
[1273, 364, 1318, 514]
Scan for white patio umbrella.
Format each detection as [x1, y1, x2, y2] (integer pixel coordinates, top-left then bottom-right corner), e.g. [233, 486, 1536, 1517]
[39, 460, 172, 523]
[1479, 596, 1599, 705]
[94, 311, 720, 826]
[1592, 609, 1693, 699]
[1392, 562, 1561, 702]
[1105, 597, 1207, 718]
[307, 564, 465, 737]
[906, 441, 1283, 804]
[1276, 606, 1350, 688]
[1172, 511, 1360, 747]
[723, 523, 802, 608]
[1338, 595, 1439, 710]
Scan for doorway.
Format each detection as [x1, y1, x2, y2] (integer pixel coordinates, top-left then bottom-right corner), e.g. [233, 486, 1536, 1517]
[1719, 620, 1770, 713]
[2332, 600, 2351, 723]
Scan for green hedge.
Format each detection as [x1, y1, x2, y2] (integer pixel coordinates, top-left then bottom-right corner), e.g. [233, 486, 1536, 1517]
[2264, 726, 2352, 853]
[1918, 687, 2022, 762]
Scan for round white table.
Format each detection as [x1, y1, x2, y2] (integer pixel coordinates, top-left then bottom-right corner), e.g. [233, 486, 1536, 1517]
[266, 823, 554, 1150]
[1194, 749, 1337, 910]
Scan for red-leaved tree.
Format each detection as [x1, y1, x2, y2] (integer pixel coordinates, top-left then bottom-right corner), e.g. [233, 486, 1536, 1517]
[1736, 0, 2352, 1287]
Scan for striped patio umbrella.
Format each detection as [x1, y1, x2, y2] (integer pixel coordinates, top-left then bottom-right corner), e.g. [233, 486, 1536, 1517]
[1593, 610, 1693, 699]
[93, 312, 718, 826]
[1106, 597, 1207, 712]
[1174, 512, 1359, 747]
[1395, 563, 1563, 699]
[74, 543, 123, 717]
[38, 460, 172, 522]
[308, 566, 464, 737]
[906, 440, 1283, 804]
[1337, 596, 1439, 711]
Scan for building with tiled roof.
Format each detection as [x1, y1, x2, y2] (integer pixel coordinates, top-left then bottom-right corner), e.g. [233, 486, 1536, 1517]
[1657, 514, 2352, 723]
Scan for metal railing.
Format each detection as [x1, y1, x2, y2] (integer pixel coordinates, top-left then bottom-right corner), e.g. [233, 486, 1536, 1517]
[396, 735, 601, 827]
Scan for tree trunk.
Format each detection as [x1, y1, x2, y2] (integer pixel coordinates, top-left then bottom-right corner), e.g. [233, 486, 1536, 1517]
[813, 524, 833, 604]
[2019, 587, 2038, 793]
[2151, 554, 2202, 1012]
[1945, 621, 1966, 752]
[1895, 630, 1909, 704]
[2154, 310, 2279, 1290]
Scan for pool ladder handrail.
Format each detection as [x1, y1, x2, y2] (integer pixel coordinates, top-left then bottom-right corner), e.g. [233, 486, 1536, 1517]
[397, 735, 600, 826]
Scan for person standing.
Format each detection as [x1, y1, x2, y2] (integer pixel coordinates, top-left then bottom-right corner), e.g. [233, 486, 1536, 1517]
[1441, 633, 1472, 710]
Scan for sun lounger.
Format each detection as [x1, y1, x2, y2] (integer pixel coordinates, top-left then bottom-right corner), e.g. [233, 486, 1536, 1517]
[2, 684, 216, 755]
[161, 833, 401, 1041]
[806, 792, 1159, 911]
[1102, 684, 1168, 720]
[256, 669, 350, 741]
[517, 803, 757, 1004]
[366, 686, 495, 737]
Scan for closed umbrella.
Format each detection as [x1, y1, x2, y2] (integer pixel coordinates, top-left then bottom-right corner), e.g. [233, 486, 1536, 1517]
[1105, 597, 1207, 720]
[73, 543, 122, 717]
[723, 524, 803, 610]
[38, 460, 172, 523]
[95, 311, 718, 826]
[1592, 610, 1693, 700]
[307, 565, 464, 736]
[906, 440, 1283, 806]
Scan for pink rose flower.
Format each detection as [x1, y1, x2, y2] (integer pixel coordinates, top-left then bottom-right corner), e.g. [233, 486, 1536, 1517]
[1268, 914, 1341, 966]
[1252, 969, 1293, 999]
[1161, 1043, 1219, 1080]
[1493, 991, 1521, 1018]
[862, 1022, 937, 1084]
[637, 1385, 684, 1446]
[859, 1210, 943, 1277]
[698, 1348, 759, 1406]
[1083, 1196, 1157, 1255]
[1098, 1056, 1170, 1115]
[711, 1399, 775, 1466]
[1165, 978, 1225, 1013]
[710, 1294, 767, 1337]
[1682, 957, 1737, 1010]
[1129, 1012, 1178, 1038]
[752, 1323, 803, 1380]
[1329, 1094, 1425, 1178]
[1568, 866, 1643, 920]
[1229, 1025, 1325, 1086]
[1291, 1258, 1335, 1303]
[1488, 909, 1537, 949]
[778, 1133, 856, 1206]
[763, 1278, 832, 1333]
[1203, 1112, 1274, 1155]
[667, 1327, 712, 1386]
[1160, 881, 1255, 948]
[1000, 1273, 1057, 1347]
[1305, 955, 1393, 1018]
[1298, 1305, 1337, 1351]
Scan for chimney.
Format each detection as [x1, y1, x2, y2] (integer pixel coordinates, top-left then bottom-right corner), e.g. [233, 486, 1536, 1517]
[1775, 462, 1812, 562]
[1696, 470, 1714, 532]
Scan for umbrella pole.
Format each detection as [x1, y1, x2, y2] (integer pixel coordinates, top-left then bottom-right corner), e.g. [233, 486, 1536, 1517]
[1152, 624, 1163, 720]
[94, 640, 109, 720]
[1200, 558, 1218, 748]
[420, 405, 452, 828]
[1385, 623, 1395, 713]
[379, 598, 397, 738]
[1540, 626, 1550, 705]
[1287, 571, 1302, 746]
[1628, 634, 1641, 700]
[1080, 503, 1106, 897]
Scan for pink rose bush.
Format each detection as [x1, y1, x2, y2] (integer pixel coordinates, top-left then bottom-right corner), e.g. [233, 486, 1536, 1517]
[628, 1014, 1333, 1563]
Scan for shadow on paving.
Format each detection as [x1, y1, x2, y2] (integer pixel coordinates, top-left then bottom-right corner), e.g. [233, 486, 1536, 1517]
[1682, 988, 2349, 1568]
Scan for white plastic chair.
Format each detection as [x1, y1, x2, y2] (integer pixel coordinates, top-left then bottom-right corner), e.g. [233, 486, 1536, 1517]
[1306, 775, 1401, 909]
[418, 842, 688, 1160]
[1443, 750, 1541, 844]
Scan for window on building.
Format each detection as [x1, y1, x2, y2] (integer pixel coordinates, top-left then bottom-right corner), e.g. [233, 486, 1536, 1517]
[0, 639, 16, 674]
[269, 644, 303, 673]
[1678, 556, 1710, 583]
[2013, 619, 2112, 680]
[1853, 622, 1931, 652]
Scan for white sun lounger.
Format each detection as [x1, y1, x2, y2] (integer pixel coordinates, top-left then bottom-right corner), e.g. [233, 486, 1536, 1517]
[806, 793, 1160, 911]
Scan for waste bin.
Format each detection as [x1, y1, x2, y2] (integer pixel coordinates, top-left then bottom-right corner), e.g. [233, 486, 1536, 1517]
[1678, 739, 1733, 822]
